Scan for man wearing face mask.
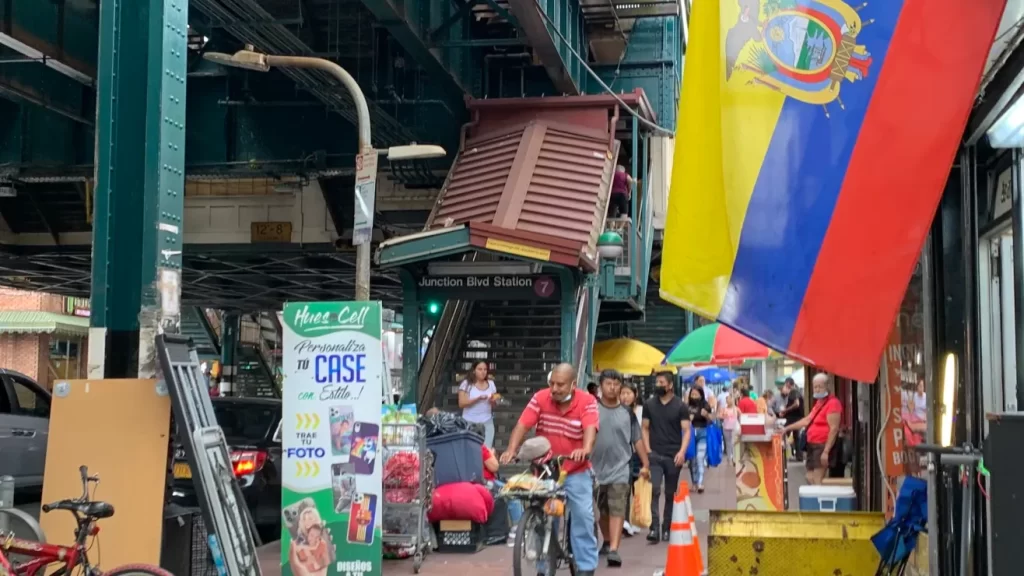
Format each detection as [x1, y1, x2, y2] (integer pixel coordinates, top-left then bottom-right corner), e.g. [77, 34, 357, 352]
[641, 372, 691, 544]
[501, 363, 600, 576]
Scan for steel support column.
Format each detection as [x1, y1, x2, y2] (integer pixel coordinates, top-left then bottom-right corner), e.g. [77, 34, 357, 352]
[400, 269, 420, 405]
[558, 267, 576, 362]
[219, 312, 240, 396]
[88, 0, 188, 379]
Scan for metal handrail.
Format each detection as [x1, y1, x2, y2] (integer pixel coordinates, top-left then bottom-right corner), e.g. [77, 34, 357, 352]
[416, 253, 479, 408]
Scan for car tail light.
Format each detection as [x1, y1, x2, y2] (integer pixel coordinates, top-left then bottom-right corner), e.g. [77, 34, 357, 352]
[231, 450, 268, 476]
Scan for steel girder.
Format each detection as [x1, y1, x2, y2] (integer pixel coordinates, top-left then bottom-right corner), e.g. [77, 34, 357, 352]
[0, 246, 405, 309]
[508, 0, 585, 95]
[357, 0, 472, 105]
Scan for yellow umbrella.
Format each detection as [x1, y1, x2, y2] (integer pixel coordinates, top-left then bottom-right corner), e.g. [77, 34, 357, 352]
[592, 338, 676, 376]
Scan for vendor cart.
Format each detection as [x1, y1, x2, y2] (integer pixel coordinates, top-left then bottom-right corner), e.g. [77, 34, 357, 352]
[382, 422, 433, 573]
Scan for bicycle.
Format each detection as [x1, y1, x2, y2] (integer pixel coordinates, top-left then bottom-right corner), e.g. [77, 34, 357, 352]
[499, 438, 586, 576]
[0, 465, 174, 576]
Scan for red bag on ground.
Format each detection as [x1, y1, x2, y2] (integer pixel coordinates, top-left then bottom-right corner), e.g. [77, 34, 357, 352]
[427, 482, 494, 524]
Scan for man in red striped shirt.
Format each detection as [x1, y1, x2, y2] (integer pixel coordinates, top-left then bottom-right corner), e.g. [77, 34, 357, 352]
[500, 363, 600, 576]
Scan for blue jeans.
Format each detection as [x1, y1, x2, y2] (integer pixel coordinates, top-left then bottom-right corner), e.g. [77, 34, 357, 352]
[491, 480, 524, 524]
[481, 419, 495, 448]
[537, 470, 598, 572]
[688, 427, 708, 486]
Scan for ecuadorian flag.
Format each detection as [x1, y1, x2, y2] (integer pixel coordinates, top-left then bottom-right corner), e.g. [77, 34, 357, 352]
[661, 0, 1006, 380]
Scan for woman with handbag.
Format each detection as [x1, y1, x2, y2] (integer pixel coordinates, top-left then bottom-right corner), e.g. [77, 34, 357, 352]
[783, 373, 842, 485]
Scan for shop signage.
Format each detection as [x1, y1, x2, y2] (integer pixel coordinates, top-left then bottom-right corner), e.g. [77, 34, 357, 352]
[418, 274, 559, 300]
[283, 301, 383, 576]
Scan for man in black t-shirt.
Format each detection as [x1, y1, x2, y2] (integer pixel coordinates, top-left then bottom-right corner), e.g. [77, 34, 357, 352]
[641, 372, 691, 543]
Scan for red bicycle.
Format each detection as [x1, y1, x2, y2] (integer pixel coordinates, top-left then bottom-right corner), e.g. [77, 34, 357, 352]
[0, 465, 172, 576]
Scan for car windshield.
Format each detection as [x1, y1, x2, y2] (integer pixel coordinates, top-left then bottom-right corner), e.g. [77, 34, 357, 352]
[213, 402, 277, 445]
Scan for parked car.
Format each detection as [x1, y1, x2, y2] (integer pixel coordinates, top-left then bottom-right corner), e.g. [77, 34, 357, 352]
[0, 370, 51, 494]
[171, 396, 282, 542]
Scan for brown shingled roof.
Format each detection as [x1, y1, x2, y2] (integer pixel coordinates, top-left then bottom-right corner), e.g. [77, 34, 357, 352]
[428, 119, 616, 271]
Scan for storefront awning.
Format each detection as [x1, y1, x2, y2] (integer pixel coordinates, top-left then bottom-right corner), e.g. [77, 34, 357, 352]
[0, 311, 90, 338]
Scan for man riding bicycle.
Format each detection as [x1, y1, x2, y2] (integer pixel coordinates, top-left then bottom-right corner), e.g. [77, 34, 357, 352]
[500, 362, 600, 576]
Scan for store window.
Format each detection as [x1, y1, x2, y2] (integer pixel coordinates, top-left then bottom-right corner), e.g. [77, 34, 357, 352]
[49, 337, 84, 381]
[882, 255, 927, 518]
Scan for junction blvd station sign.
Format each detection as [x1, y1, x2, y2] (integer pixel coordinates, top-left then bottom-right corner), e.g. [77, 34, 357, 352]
[417, 274, 559, 300]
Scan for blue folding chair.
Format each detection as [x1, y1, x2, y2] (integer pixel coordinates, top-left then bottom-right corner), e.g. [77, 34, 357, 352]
[872, 476, 928, 576]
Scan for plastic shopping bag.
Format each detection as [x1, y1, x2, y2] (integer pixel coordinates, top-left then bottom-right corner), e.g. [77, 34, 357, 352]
[631, 477, 652, 529]
[706, 424, 723, 468]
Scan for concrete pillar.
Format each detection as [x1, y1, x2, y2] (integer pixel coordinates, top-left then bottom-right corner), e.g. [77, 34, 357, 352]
[87, 0, 188, 379]
[219, 312, 240, 396]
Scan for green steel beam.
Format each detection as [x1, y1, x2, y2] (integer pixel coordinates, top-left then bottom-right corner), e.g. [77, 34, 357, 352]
[90, 0, 187, 379]
[508, 0, 584, 94]
[376, 226, 472, 268]
[358, 0, 468, 105]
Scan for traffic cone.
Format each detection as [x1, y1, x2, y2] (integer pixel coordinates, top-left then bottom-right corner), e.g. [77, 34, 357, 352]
[662, 482, 702, 575]
[683, 484, 704, 574]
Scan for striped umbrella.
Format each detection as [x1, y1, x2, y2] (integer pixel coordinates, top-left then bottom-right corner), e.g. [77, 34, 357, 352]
[663, 322, 773, 366]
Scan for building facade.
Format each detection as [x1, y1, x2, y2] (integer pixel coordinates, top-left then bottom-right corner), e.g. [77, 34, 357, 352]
[0, 288, 90, 388]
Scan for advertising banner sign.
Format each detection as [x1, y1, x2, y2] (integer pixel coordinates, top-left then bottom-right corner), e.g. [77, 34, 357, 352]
[282, 302, 383, 576]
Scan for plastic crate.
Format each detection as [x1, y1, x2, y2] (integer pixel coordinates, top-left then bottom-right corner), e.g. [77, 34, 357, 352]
[432, 520, 485, 553]
[427, 430, 484, 487]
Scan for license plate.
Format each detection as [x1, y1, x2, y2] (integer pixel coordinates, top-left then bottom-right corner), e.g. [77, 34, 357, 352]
[173, 462, 192, 479]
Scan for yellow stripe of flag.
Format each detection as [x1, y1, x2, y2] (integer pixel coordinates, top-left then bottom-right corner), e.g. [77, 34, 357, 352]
[660, 0, 787, 318]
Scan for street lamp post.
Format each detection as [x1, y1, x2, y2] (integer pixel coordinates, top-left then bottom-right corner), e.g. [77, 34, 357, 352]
[204, 47, 446, 301]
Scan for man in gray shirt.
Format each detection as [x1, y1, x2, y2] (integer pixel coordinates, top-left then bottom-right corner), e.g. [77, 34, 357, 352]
[592, 369, 649, 567]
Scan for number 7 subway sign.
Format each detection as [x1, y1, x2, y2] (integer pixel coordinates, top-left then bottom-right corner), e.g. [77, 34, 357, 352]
[282, 301, 384, 576]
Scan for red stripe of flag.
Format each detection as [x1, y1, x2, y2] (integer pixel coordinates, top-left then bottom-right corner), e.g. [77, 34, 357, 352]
[787, 0, 1007, 381]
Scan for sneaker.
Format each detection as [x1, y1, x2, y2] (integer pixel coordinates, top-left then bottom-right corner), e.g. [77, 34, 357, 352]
[599, 541, 610, 556]
[607, 550, 623, 567]
[647, 527, 660, 543]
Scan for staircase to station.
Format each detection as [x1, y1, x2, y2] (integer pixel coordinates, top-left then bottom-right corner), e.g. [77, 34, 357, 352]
[179, 306, 279, 397]
[434, 301, 563, 457]
[181, 306, 220, 362]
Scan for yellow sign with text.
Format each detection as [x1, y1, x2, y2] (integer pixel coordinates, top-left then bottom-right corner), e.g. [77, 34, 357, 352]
[485, 238, 551, 261]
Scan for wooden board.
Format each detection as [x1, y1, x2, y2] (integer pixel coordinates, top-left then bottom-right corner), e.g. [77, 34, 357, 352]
[39, 379, 171, 567]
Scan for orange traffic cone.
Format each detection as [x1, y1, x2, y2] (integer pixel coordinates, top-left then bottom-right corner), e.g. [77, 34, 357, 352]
[682, 484, 704, 574]
[663, 482, 703, 576]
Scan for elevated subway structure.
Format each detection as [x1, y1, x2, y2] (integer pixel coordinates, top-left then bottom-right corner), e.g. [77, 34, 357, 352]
[0, 0, 684, 382]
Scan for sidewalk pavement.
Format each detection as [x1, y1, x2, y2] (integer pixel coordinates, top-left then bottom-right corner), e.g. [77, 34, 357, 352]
[259, 462, 804, 575]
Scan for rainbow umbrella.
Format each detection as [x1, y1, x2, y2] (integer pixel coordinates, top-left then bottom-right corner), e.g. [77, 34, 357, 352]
[663, 323, 773, 366]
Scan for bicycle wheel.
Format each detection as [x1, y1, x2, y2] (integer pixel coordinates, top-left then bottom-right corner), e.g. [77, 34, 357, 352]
[0, 507, 46, 543]
[551, 509, 576, 576]
[513, 507, 546, 576]
[102, 564, 175, 576]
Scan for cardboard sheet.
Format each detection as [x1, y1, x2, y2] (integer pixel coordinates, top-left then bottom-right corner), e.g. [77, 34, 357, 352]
[39, 379, 171, 567]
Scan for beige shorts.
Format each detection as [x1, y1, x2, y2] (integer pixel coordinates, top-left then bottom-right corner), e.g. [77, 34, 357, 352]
[597, 483, 630, 518]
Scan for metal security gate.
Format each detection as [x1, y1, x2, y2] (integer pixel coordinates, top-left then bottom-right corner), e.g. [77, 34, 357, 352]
[156, 334, 262, 576]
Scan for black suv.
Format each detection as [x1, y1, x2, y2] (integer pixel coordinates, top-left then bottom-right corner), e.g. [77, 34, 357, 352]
[171, 397, 282, 542]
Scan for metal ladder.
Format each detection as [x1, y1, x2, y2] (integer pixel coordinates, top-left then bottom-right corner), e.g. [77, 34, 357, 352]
[156, 333, 262, 576]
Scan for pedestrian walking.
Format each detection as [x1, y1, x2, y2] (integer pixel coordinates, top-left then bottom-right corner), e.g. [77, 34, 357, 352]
[641, 371, 691, 544]
[593, 370, 649, 567]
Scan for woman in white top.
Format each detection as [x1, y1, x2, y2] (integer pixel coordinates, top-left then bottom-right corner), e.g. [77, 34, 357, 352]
[458, 360, 498, 447]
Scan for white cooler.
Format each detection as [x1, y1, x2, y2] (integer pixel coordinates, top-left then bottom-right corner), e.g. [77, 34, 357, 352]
[798, 485, 856, 512]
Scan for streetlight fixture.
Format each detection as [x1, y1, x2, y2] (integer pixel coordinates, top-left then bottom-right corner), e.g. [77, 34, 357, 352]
[204, 47, 448, 301]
